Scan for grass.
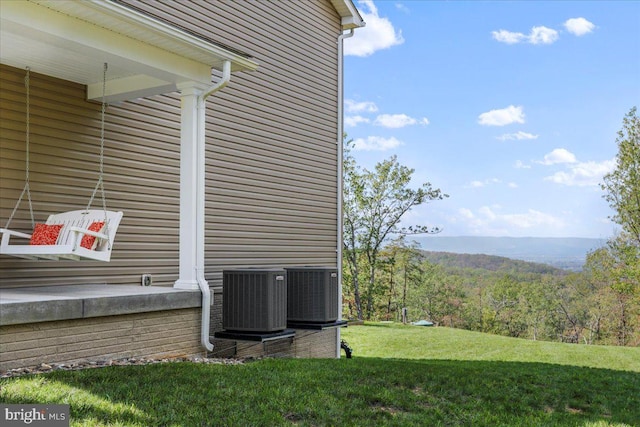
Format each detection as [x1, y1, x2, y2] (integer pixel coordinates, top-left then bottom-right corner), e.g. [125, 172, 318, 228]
[0, 323, 638, 426]
[342, 322, 640, 372]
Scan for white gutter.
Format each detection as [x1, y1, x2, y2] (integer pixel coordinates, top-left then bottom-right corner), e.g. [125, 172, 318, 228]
[203, 61, 231, 99]
[196, 60, 231, 352]
[336, 29, 355, 358]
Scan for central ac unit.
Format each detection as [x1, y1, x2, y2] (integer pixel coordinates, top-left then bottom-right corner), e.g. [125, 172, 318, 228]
[222, 268, 287, 332]
[286, 267, 338, 323]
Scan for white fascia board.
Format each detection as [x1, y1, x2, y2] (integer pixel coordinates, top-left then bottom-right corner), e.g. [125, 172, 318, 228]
[342, 16, 366, 30]
[329, 0, 365, 30]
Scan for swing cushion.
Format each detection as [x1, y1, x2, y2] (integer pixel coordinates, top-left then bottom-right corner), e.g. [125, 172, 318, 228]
[30, 223, 64, 245]
[80, 221, 105, 250]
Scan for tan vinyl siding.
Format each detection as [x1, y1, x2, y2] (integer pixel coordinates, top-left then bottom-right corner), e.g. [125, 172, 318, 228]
[207, 0, 340, 277]
[2, 0, 340, 286]
[0, 64, 181, 287]
[120, 0, 341, 288]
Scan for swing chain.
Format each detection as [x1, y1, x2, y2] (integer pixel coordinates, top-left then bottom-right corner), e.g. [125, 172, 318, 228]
[4, 67, 35, 230]
[25, 69, 30, 183]
[86, 63, 111, 248]
[24, 69, 34, 227]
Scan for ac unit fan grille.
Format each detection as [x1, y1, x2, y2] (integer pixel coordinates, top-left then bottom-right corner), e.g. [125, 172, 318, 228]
[223, 269, 287, 332]
[286, 267, 338, 323]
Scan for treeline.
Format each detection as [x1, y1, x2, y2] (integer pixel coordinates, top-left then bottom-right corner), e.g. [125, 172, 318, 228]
[342, 243, 640, 346]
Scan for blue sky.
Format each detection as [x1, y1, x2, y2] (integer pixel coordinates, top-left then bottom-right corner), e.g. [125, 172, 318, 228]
[343, 0, 639, 239]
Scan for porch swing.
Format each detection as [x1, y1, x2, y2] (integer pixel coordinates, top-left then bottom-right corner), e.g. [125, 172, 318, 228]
[0, 64, 123, 262]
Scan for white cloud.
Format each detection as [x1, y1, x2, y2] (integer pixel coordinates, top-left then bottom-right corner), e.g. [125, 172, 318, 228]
[508, 182, 518, 188]
[545, 159, 615, 187]
[352, 135, 403, 151]
[345, 115, 370, 127]
[540, 148, 577, 165]
[395, 2, 410, 13]
[564, 18, 595, 36]
[514, 160, 531, 169]
[458, 206, 565, 234]
[502, 209, 564, 228]
[459, 208, 474, 219]
[478, 105, 525, 126]
[369, 114, 430, 128]
[345, 99, 378, 113]
[372, 114, 412, 128]
[540, 149, 615, 186]
[529, 26, 559, 44]
[497, 131, 539, 141]
[466, 178, 501, 188]
[492, 26, 559, 45]
[345, 0, 404, 57]
[492, 30, 527, 44]
[478, 206, 498, 221]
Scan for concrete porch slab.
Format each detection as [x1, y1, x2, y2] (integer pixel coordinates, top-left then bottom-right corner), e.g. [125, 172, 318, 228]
[0, 285, 202, 326]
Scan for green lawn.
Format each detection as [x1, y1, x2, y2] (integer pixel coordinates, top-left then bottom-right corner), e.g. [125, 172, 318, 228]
[1, 323, 638, 426]
[342, 322, 640, 372]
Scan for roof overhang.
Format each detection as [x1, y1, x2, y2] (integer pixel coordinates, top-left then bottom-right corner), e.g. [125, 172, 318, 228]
[330, 0, 365, 30]
[0, 0, 258, 102]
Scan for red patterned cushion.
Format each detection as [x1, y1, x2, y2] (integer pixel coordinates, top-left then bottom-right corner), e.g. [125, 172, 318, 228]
[80, 221, 105, 250]
[30, 223, 63, 245]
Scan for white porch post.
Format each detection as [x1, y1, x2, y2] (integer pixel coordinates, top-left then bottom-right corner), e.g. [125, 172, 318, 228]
[174, 83, 203, 290]
[196, 94, 209, 289]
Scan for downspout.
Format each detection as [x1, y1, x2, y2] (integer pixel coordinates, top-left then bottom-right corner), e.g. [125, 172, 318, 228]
[336, 29, 354, 358]
[196, 60, 231, 352]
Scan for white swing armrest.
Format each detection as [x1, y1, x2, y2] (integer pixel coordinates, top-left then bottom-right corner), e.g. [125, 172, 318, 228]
[68, 226, 109, 251]
[68, 226, 108, 241]
[0, 228, 33, 247]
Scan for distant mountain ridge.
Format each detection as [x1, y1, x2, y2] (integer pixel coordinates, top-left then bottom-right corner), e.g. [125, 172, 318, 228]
[414, 236, 606, 271]
[420, 251, 565, 275]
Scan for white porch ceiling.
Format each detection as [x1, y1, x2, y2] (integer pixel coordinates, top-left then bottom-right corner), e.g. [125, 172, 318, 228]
[0, 0, 258, 102]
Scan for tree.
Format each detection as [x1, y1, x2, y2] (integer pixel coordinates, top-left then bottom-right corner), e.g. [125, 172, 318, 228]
[486, 275, 528, 337]
[343, 138, 447, 320]
[414, 261, 465, 327]
[583, 245, 639, 346]
[602, 107, 640, 245]
[521, 277, 559, 341]
[597, 107, 640, 345]
[343, 137, 367, 320]
[389, 237, 423, 316]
